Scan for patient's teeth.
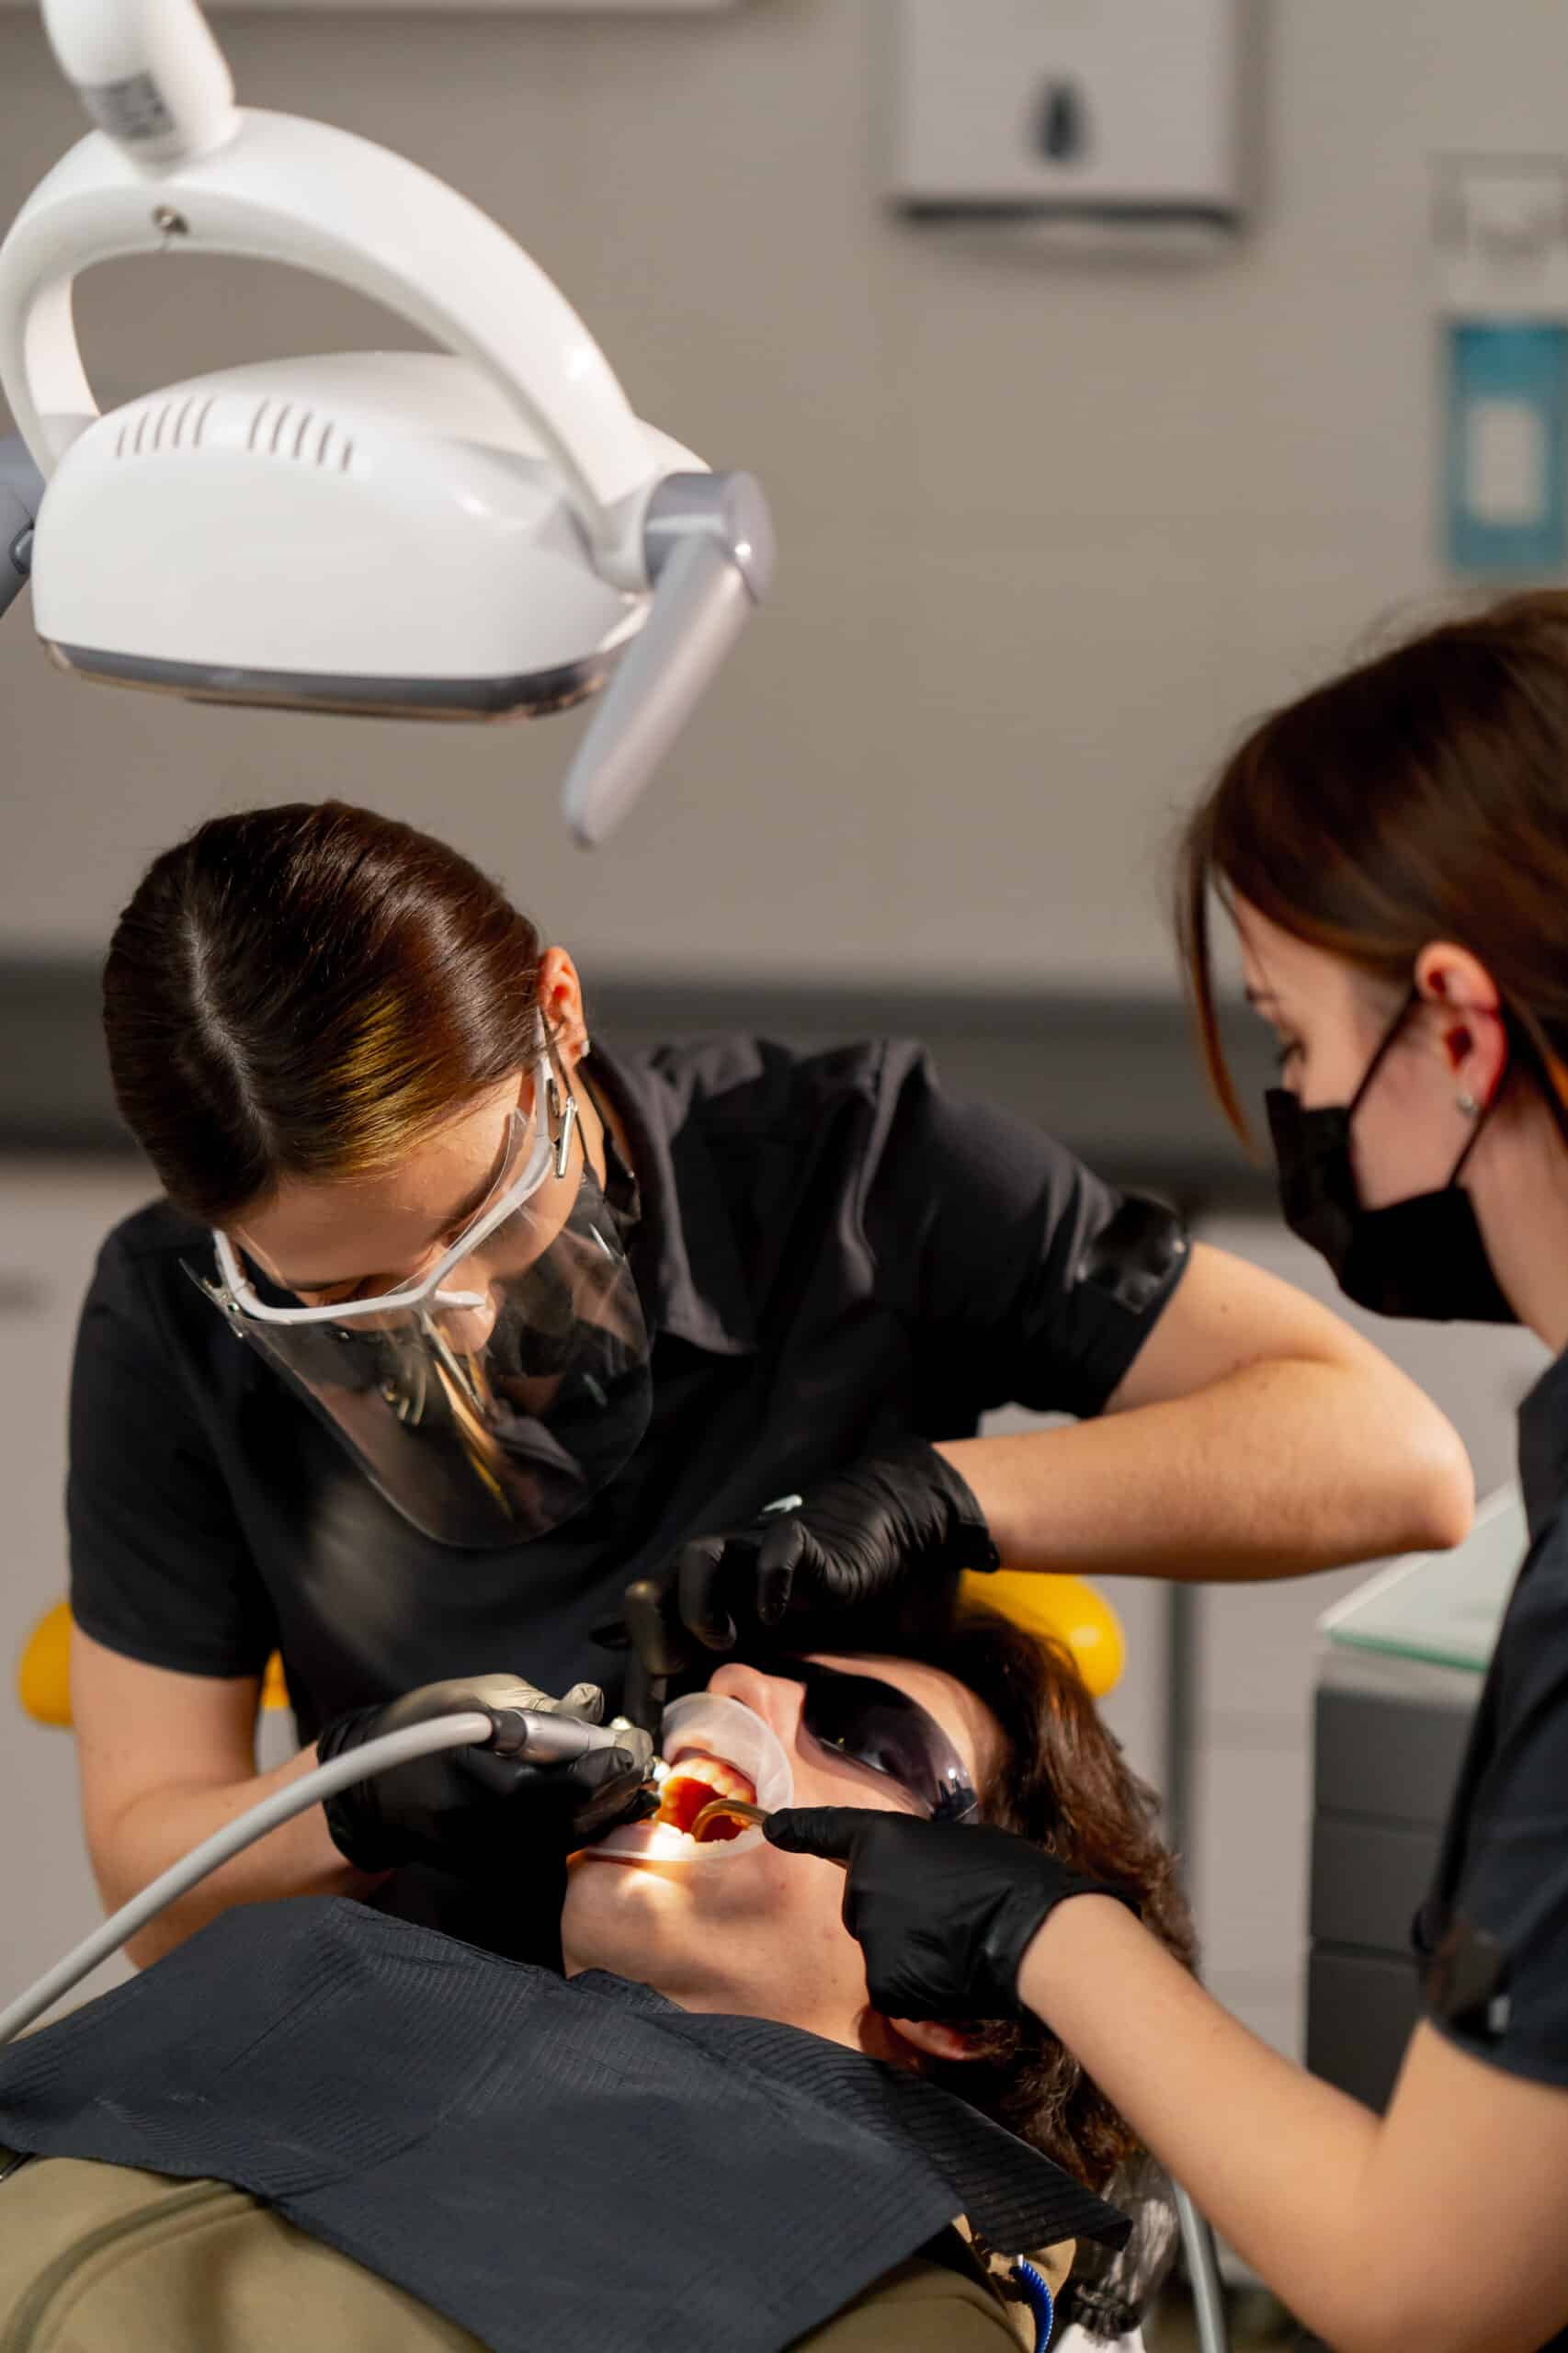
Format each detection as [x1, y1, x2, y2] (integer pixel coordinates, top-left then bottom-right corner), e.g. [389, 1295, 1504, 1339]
[653, 1748, 758, 1839]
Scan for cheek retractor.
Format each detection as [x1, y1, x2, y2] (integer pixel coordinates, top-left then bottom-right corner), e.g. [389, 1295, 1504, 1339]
[588, 1691, 793, 1864]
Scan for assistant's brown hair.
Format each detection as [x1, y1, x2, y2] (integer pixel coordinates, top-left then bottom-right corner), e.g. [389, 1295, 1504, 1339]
[1177, 587, 1568, 1136]
[895, 1604, 1194, 2195]
[104, 802, 550, 1223]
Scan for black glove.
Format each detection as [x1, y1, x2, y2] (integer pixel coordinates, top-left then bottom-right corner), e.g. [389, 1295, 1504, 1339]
[662, 1438, 998, 1655]
[765, 1808, 1134, 2020]
[316, 1673, 655, 1877]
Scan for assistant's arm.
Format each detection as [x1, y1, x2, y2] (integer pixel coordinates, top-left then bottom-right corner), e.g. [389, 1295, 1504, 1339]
[771, 1804, 1568, 2353]
[1017, 1898, 1568, 2353]
[938, 1240, 1473, 1581]
[72, 1628, 374, 1968]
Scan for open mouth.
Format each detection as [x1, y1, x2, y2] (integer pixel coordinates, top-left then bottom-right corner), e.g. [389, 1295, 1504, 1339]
[654, 1749, 759, 1846]
[576, 1690, 790, 1870]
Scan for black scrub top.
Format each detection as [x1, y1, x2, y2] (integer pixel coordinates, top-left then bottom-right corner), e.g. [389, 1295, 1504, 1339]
[1416, 1341, 1568, 2308]
[68, 1036, 1187, 1929]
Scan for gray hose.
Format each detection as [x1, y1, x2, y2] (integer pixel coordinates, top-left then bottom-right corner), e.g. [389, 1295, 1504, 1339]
[0, 1710, 493, 2046]
[1175, 2181, 1231, 2353]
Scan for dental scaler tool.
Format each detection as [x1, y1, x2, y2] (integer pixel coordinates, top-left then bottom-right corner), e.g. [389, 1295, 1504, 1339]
[690, 1796, 771, 1839]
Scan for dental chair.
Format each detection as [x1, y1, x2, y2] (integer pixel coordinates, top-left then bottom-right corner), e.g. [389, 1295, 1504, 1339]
[16, 1600, 290, 1728]
[13, 1574, 1231, 2353]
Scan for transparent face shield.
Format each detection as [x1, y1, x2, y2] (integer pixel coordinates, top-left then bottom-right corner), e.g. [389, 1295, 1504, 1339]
[191, 1050, 653, 1548]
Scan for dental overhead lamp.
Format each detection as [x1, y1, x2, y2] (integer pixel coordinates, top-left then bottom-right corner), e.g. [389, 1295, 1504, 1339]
[0, 0, 774, 846]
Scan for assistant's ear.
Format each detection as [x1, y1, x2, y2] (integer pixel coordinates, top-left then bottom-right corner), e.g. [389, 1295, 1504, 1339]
[1415, 942, 1508, 1103]
[537, 946, 589, 1066]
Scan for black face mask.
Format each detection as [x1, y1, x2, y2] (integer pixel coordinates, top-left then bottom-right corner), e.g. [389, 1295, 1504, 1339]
[1266, 988, 1517, 1324]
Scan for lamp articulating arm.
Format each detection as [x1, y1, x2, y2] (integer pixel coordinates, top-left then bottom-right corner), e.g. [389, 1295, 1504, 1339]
[0, 435, 43, 621]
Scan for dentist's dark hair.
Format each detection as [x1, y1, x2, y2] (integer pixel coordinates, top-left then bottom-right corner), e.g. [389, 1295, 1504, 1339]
[103, 801, 551, 1223]
[1179, 587, 1568, 1140]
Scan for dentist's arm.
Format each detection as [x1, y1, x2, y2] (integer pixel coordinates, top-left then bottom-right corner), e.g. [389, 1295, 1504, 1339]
[73, 1629, 369, 1969]
[74, 1631, 651, 1967]
[645, 1245, 1471, 1665]
[939, 1242, 1473, 1581]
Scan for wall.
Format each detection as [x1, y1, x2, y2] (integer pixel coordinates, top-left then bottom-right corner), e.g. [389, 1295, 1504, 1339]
[4, 0, 1568, 988]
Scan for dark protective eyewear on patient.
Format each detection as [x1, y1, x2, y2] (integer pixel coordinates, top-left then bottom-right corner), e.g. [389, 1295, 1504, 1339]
[790, 1659, 980, 1824]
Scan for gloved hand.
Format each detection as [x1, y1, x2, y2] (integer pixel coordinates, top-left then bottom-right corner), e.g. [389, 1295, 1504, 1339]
[316, 1674, 655, 1877]
[649, 1439, 999, 1660]
[765, 1808, 1134, 2021]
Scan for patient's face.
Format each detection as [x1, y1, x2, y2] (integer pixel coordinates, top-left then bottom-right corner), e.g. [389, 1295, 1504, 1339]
[561, 1655, 1000, 2047]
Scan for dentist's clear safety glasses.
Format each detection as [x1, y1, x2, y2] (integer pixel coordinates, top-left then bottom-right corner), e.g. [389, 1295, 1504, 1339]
[194, 1047, 653, 1548]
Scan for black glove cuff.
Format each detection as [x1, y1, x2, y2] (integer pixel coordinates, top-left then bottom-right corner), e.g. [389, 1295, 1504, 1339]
[983, 1871, 1142, 2018]
[316, 1706, 405, 1874]
[898, 1436, 1001, 1574]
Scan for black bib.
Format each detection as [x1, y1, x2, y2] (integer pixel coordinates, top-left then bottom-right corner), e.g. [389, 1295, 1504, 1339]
[0, 1901, 1125, 2353]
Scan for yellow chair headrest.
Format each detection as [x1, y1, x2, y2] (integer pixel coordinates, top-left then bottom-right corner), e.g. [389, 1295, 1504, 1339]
[17, 1598, 74, 1728]
[958, 1569, 1125, 1699]
[17, 1603, 293, 1729]
[20, 1578, 1119, 1732]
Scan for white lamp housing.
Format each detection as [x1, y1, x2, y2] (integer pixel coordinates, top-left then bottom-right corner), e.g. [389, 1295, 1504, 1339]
[0, 0, 774, 844]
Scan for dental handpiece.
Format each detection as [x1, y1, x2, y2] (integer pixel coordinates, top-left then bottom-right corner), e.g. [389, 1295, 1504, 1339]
[485, 1705, 655, 1776]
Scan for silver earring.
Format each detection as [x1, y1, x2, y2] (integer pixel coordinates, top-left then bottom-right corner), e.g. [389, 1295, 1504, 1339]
[1456, 1090, 1480, 1119]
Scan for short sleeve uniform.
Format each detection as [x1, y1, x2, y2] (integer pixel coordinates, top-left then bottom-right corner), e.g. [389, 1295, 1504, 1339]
[1415, 1343, 1568, 2347]
[67, 1036, 1188, 1935]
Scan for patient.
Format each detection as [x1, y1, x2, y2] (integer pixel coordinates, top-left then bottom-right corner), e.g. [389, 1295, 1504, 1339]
[0, 1609, 1193, 2352]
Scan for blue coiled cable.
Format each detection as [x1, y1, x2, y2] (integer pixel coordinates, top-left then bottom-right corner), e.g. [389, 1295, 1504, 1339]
[1011, 2256, 1054, 2348]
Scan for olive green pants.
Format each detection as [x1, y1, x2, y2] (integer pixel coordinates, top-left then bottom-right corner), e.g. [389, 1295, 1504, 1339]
[0, 2151, 1021, 2351]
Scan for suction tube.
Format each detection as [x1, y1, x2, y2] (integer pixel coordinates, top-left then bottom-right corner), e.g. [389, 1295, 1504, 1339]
[0, 1710, 492, 2045]
[586, 1690, 793, 1866]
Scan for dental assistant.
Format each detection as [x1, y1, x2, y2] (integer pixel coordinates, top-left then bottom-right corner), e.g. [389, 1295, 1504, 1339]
[68, 799, 1464, 1962]
[778, 588, 1568, 2353]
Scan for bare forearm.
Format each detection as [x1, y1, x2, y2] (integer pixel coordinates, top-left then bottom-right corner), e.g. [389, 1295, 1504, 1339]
[1017, 1899, 1390, 2347]
[940, 1358, 1471, 1581]
[95, 1746, 378, 1967]
[1017, 1900, 1568, 2353]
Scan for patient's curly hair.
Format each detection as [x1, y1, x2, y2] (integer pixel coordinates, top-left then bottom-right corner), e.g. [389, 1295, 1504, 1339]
[892, 1603, 1195, 2195]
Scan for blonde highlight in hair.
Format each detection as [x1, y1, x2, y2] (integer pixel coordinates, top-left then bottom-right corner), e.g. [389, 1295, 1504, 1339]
[105, 802, 550, 1222]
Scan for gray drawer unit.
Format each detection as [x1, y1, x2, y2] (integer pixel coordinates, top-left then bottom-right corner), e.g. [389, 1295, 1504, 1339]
[1306, 1951, 1426, 2114]
[1314, 1686, 1471, 1829]
[1308, 1661, 1480, 2113]
[1310, 1817, 1442, 1954]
